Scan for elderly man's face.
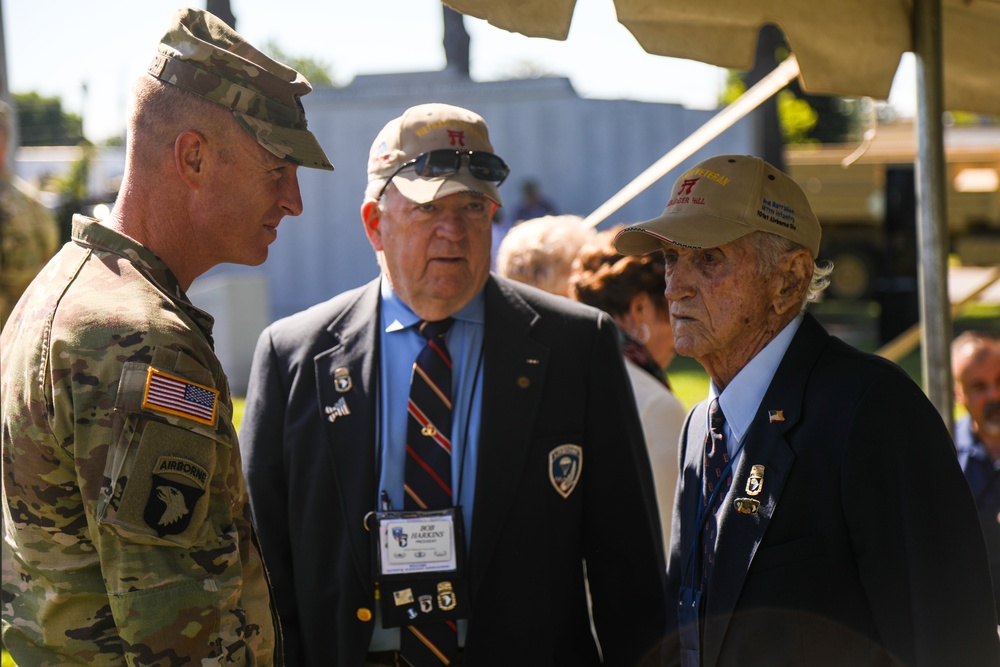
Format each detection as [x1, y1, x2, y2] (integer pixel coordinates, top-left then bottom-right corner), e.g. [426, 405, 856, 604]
[662, 237, 779, 380]
[363, 187, 494, 321]
[955, 343, 1000, 437]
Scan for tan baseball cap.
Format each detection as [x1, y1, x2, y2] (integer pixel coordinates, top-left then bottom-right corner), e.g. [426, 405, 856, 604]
[368, 103, 505, 205]
[614, 155, 821, 257]
[148, 7, 333, 171]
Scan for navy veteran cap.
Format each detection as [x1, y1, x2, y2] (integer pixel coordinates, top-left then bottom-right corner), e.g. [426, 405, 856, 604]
[148, 7, 333, 171]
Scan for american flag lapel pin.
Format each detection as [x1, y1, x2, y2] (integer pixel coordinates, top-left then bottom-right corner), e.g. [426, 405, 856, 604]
[768, 410, 785, 423]
[325, 397, 351, 422]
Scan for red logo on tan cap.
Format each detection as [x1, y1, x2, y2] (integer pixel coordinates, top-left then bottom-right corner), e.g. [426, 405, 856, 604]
[447, 130, 465, 147]
[677, 178, 699, 196]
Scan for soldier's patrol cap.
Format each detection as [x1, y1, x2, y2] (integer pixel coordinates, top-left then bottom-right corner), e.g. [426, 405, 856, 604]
[148, 7, 333, 171]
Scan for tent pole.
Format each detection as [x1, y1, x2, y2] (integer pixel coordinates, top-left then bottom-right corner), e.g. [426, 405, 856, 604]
[913, 0, 953, 429]
[582, 55, 800, 228]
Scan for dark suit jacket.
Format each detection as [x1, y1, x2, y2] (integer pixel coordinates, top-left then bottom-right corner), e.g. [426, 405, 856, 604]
[241, 277, 668, 666]
[666, 314, 1000, 667]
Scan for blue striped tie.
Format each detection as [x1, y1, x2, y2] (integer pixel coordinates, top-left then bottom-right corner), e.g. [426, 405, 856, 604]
[701, 398, 731, 594]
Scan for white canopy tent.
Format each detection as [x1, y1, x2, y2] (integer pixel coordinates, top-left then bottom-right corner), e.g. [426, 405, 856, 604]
[445, 0, 1000, 427]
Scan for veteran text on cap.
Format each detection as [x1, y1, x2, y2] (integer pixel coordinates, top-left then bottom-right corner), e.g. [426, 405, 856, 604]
[615, 155, 821, 258]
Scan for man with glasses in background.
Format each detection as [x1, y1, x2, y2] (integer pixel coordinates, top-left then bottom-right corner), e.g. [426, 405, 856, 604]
[240, 103, 667, 667]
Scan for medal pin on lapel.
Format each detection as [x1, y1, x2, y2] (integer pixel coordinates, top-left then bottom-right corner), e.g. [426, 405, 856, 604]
[746, 464, 765, 496]
[334, 367, 353, 393]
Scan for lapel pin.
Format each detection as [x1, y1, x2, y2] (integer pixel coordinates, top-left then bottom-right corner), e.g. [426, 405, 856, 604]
[325, 397, 351, 422]
[734, 498, 760, 514]
[334, 367, 353, 393]
[768, 410, 785, 423]
[746, 464, 765, 496]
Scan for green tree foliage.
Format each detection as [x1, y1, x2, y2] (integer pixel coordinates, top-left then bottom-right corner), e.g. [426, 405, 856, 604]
[52, 148, 93, 243]
[722, 57, 862, 145]
[262, 41, 337, 87]
[12, 92, 86, 146]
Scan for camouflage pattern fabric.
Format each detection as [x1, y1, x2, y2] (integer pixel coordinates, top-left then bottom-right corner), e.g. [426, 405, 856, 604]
[148, 7, 333, 172]
[0, 172, 59, 329]
[1, 215, 278, 665]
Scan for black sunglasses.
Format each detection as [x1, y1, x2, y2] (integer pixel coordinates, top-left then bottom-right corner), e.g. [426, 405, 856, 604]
[378, 149, 510, 200]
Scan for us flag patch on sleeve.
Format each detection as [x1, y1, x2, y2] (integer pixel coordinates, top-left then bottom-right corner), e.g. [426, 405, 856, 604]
[142, 367, 218, 426]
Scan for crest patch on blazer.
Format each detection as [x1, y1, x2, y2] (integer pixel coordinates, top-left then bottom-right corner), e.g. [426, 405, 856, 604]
[549, 444, 583, 499]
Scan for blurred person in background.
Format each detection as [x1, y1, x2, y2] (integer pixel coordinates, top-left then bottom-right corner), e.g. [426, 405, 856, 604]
[0, 100, 59, 329]
[569, 226, 686, 542]
[491, 180, 559, 270]
[1, 9, 333, 664]
[952, 330, 1000, 616]
[513, 178, 557, 223]
[496, 214, 594, 296]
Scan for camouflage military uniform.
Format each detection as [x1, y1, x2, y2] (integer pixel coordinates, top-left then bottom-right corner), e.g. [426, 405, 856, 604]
[1, 216, 278, 665]
[0, 171, 59, 329]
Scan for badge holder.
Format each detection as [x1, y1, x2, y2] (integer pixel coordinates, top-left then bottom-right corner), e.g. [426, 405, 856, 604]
[370, 507, 469, 627]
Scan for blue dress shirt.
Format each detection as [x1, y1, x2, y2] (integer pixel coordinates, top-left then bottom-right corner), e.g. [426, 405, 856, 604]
[709, 314, 804, 467]
[370, 277, 485, 650]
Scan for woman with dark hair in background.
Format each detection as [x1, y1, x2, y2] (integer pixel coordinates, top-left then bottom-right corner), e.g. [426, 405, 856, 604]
[570, 226, 686, 543]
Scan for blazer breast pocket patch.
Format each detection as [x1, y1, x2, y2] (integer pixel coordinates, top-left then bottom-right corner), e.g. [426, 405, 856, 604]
[549, 444, 583, 499]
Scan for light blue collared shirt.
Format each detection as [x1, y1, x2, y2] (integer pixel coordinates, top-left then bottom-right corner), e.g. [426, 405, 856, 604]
[370, 277, 484, 650]
[708, 314, 804, 468]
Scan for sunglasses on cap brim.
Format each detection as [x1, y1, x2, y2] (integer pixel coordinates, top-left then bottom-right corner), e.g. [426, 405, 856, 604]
[378, 149, 510, 200]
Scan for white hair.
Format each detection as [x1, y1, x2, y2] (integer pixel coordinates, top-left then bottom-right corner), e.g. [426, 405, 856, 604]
[745, 232, 833, 311]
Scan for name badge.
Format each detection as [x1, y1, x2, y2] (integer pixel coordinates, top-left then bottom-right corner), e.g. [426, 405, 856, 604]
[370, 507, 469, 627]
[378, 514, 458, 576]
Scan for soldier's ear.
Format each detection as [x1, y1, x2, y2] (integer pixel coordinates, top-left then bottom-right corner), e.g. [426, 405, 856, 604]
[175, 130, 207, 188]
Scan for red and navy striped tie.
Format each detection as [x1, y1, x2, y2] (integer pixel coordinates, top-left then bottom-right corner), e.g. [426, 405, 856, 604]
[401, 318, 458, 666]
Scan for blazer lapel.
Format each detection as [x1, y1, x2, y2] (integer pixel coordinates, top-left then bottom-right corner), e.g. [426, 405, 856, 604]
[470, 278, 549, 597]
[314, 280, 381, 588]
[702, 314, 830, 666]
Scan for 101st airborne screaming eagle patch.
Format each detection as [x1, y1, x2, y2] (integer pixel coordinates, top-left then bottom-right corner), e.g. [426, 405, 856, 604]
[143, 456, 208, 536]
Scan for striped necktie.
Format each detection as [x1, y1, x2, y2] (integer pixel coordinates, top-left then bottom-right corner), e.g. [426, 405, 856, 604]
[701, 398, 731, 593]
[401, 318, 458, 665]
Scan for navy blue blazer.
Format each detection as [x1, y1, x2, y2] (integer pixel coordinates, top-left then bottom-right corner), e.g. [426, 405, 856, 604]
[241, 276, 668, 666]
[666, 313, 1000, 667]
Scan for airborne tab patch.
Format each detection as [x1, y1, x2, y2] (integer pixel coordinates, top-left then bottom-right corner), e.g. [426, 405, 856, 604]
[142, 367, 218, 426]
[154, 456, 209, 489]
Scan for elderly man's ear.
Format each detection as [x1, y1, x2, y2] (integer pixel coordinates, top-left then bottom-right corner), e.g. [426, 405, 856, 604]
[361, 199, 384, 251]
[773, 249, 814, 317]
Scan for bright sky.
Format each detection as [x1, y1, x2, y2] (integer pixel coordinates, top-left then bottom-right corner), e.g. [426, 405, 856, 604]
[5, 0, 917, 142]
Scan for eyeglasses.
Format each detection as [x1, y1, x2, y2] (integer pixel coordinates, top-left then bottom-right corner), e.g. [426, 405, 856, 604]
[378, 149, 510, 200]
